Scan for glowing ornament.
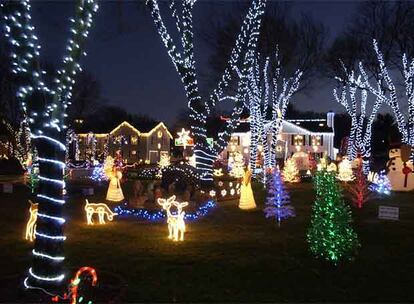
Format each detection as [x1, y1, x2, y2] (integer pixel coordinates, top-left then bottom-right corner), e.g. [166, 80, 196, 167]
[25, 200, 38, 242]
[337, 156, 355, 182]
[221, 189, 227, 197]
[213, 168, 224, 177]
[239, 168, 256, 210]
[85, 200, 116, 225]
[209, 190, 216, 197]
[157, 195, 188, 241]
[282, 158, 300, 183]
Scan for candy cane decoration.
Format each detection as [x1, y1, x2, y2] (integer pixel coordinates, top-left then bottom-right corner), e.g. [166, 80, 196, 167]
[70, 267, 98, 304]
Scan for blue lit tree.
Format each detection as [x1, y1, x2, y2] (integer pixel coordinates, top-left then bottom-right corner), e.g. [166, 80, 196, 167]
[264, 168, 295, 226]
[1, 0, 98, 295]
[147, 0, 266, 185]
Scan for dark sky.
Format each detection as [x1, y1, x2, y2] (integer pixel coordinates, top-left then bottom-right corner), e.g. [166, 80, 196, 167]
[30, 1, 359, 126]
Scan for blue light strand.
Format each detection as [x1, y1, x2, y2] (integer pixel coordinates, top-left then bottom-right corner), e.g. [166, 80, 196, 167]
[114, 200, 216, 222]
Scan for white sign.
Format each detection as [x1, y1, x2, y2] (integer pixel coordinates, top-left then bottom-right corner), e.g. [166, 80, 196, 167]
[2, 183, 13, 193]
[378, 206, 399, 221]
[82, 187, 94, 196]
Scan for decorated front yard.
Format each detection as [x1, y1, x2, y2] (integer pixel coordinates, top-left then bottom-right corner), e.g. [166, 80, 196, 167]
[1, 180, 413, 302]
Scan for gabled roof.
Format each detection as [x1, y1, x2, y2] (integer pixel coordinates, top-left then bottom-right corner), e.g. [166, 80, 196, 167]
[140, 122, 173, 139]
[110, 121, 141, 135]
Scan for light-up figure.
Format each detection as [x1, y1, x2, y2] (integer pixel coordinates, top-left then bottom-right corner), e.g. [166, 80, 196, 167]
[25, 200, 38, 242]
[157, 195, 188, 241]
[85, 199, 116, 225]
[104, 153, 124, 202]
[239, 167, 256, 210]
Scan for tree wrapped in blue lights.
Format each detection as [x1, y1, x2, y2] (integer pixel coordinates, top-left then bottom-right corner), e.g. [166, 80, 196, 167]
[264, 168, 295, 226]
[1, 0, 98, 295]
[147, 0, 266, 184]
[307, 170, 359, 264]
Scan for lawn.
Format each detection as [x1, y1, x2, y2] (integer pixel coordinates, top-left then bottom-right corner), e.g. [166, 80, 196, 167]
[0, 179, 413, 302]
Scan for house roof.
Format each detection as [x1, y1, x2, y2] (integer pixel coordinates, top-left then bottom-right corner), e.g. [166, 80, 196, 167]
[232, 118, 334, 135]
[75, 120, 173, 139]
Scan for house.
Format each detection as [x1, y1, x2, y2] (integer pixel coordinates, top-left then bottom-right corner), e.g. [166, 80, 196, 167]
[74, 121, 172, 164]
[220, 113, 336, 164]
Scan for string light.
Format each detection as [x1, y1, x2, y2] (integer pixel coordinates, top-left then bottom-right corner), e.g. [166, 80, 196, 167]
[247, 49, 302, 177]
[114, 199, 216, 221]
[2, 0, 99, 294]
[147, 0, 266, 182]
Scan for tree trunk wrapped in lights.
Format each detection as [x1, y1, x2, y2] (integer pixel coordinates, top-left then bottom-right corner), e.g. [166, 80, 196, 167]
[307, 170, 359, 264]
[360, 39, 414, 159]
[247, 50, 302, 177]
[147, 0, 266, 185]
[2, 0, 99, 295]
[333, 63, 383, 174]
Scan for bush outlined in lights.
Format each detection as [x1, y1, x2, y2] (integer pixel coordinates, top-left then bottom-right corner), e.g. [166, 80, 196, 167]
[25, 200, 38, 242]
[157, 195, 188, 241]
[85, 199, 116, 225]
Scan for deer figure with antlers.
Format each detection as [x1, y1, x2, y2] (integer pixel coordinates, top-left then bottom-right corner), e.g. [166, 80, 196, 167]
[157, 195, 188, 241]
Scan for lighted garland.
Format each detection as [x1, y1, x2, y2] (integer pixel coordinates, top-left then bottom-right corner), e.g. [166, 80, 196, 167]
[2, 0, 99, 295]
[147, 0, 266, 182]
[114, 200, 216, 222]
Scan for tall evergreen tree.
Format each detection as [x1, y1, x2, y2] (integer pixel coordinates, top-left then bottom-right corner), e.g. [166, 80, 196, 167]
[307, 170, 359, 263]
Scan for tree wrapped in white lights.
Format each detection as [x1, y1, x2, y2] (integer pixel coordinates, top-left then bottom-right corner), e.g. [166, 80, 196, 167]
[360, 40, 414, 158]
[1, 0, 98, 295]
[333, 64, 383, 174]
[282, 157, 299, 183]
[247, 49, 302, 176]
[147, 0, 266, 184]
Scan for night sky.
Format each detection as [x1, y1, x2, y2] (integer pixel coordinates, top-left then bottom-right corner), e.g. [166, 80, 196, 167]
[31, 1, 359, 125]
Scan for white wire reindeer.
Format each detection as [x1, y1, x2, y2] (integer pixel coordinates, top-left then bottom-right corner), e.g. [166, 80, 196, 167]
[157, 195, 188, 241]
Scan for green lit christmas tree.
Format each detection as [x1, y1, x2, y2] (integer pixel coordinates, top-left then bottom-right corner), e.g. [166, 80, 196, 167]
[307, 170, 359, 263]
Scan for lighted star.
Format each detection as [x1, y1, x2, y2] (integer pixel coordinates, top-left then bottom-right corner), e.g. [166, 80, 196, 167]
[177, 128, 191, 148]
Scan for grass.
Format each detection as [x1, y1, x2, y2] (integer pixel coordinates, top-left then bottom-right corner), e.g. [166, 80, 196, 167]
[0, 179, 413, 302]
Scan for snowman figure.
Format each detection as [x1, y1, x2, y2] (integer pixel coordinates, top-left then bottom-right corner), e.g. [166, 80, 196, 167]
[386, 145, 414, 192]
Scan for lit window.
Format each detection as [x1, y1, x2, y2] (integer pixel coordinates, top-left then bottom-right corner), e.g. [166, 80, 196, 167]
[293, 135, 304, 146]
[131, 136, 138, 145]
[132, 150, 137, 155]
[157, 130, 163, 138]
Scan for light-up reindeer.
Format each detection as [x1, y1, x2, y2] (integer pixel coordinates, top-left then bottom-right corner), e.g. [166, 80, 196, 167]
[25, 200, 38, 242]
[84, 199, 116, 225]
[157, 195, 188, 241]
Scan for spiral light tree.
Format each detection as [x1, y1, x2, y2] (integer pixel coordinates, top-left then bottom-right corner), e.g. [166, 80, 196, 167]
[147, 0, 266, 185]
[247, 49, 302, 178]
[2, 0, 98, 296]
